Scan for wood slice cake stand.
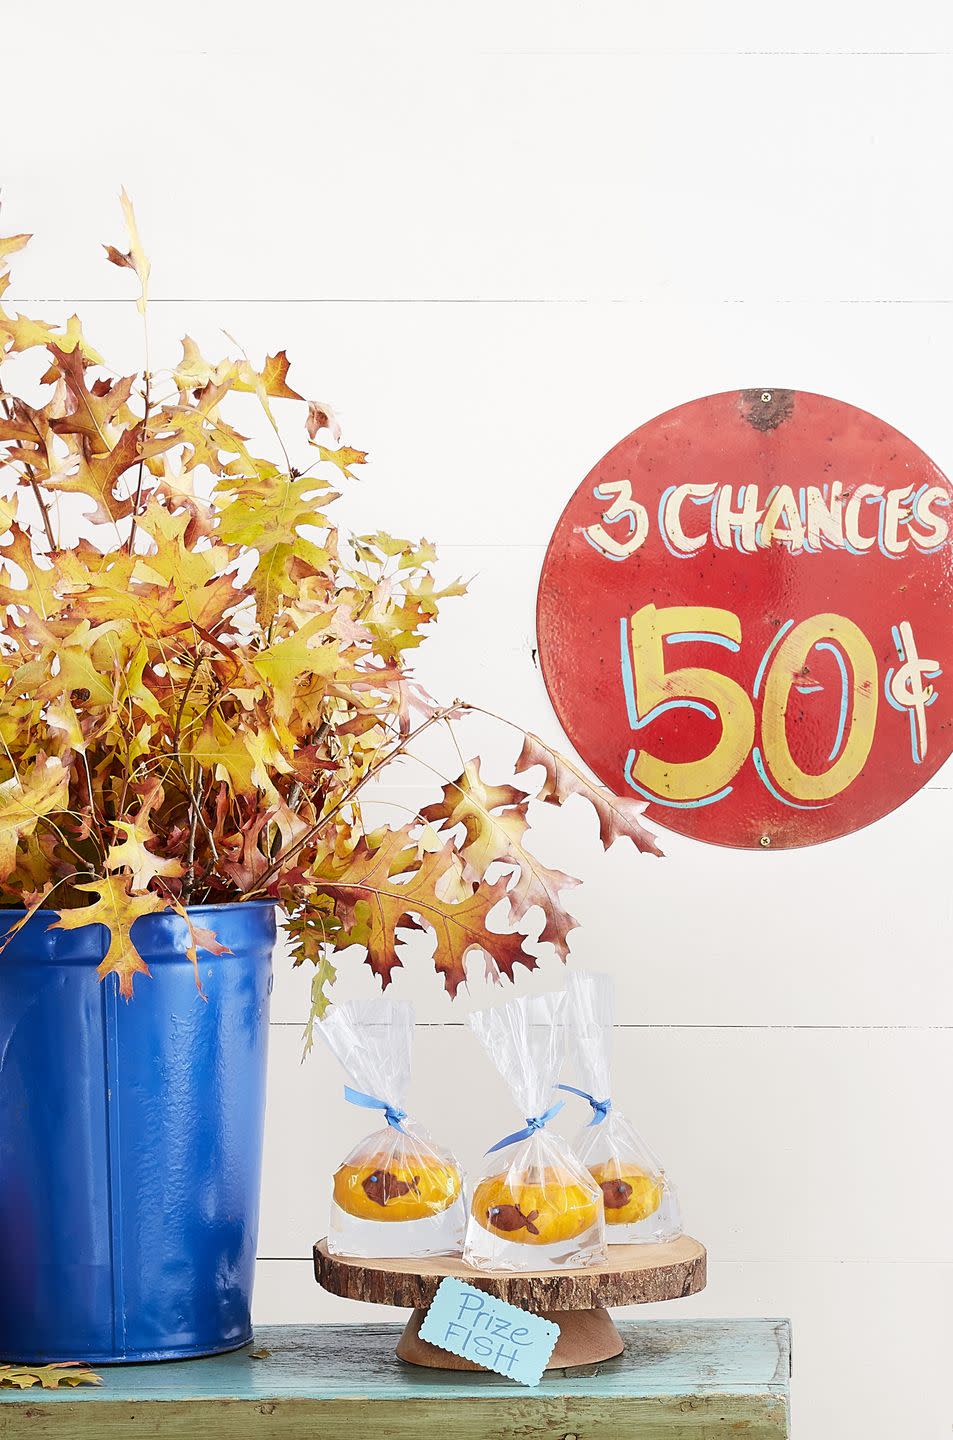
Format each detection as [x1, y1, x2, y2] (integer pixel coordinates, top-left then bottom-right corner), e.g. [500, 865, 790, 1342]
[314, 1235, 706, 1370]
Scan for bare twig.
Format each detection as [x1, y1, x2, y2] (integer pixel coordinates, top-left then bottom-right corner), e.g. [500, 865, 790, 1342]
[126, 369, 151, 555]
[243, 706, 463, 899]
[0, 396, 56, 551]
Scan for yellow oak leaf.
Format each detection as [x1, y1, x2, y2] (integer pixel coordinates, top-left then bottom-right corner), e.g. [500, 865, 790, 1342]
[251, 615, 344, 720]
[152, 382, 253, 475]
[316, 445, 368, 480]
[105, 817, 184, 893]
[0, 756, 69, 881]
[51, 876, 167, 999]
[0, 234, 31, 268]
[244, 724, 294, 802]
[0, 309, 103, 366]
[0, 1362, 102, 1390]
[172, 338, 302, 402]
[193, 714, 259, 795]
[303, 953, 339, 1054]
[45, 694, 86, 751]
[172, 335, 233, 392]
[0, 526, 66, 620]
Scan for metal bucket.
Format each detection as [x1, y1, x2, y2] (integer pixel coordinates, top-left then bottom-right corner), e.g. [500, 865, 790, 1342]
[0, 900, 275, 1363]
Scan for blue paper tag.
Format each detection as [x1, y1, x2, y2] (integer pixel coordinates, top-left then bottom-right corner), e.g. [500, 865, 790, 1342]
[418, 1276, 559, 1386]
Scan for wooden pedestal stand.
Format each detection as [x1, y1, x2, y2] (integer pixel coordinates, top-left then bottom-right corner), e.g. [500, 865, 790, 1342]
[314, 1234, 706, 1371]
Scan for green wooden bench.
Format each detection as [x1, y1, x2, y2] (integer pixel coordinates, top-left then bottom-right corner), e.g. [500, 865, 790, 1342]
[0, 1318, 791, 1438]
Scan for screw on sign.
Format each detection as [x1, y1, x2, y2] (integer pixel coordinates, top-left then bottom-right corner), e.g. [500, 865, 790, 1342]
[535, 389, 953, 850]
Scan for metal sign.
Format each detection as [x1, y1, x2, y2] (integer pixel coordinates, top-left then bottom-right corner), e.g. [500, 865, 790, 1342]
[536, 389, 953, 849]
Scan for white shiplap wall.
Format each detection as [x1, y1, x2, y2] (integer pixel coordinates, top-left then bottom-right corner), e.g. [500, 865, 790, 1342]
[7, 5, 953, 1433]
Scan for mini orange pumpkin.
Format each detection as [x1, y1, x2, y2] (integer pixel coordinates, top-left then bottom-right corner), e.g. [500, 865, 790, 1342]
[472, 1167, 599, 1245]
[333, 1156, 461, 1222]
[589, 1160, 662, 1225]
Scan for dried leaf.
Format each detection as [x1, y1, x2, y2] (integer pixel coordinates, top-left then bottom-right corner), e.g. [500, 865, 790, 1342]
[0, 234, 31, 267]
[51, 878, 167, 999]
[0, 1362, 102, 1390]
[103, 188, 150, 315]
[421, 758, 580, 960]
[0, 756, 69, 881]
[315, 444, 368, 480]
[322, 827, 537, 997]
[306, 399, 341, 444]
[515, 732, 664, 857]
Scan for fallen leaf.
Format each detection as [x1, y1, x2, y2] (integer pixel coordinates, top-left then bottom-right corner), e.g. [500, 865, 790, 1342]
[0, 1362, 102, 1390]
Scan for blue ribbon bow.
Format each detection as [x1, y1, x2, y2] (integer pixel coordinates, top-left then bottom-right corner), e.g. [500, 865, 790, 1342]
[557, 1083, 612, 1125]
[343, 1085, 407, 1133]
[486, 1099, 564, 1154]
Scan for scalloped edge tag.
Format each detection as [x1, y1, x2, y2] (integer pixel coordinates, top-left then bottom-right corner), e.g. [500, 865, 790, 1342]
[418, 1276, 559, 1386]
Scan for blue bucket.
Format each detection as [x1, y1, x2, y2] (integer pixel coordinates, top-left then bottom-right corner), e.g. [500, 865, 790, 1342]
[0, 900, 275, 1363]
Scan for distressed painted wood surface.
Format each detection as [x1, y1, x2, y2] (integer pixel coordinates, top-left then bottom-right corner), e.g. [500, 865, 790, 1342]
[0, 1319, 790, 1438]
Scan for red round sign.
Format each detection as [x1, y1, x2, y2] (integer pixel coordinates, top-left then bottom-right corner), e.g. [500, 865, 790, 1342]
[537, 389, 953, 849]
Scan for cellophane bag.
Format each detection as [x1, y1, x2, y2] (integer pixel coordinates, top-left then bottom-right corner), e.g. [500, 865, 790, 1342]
[463, 991, 606, 1271]
[560, 971, 682, 1243]
[317, 997, 466, 1258]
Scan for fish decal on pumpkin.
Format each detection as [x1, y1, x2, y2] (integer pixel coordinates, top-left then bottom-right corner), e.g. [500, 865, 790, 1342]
[487, 1203, 540, 1235]
[599, 1178, 634, 1210]
[362, 1170, 420, 1207]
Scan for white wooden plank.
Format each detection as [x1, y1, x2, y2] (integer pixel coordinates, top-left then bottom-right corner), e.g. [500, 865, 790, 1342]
[257, 1023, 953, 1263]
[3, 54, 952, 302]
[10, 1, 953, 60]
[254, 1256, 952, 1440]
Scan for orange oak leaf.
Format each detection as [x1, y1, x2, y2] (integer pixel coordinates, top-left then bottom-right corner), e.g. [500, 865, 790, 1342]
[515, 731, 664, 857]
[166, 897, 230, 996]
[48, 345, 135, 448]
[51, 877, 168, 999]
[321, 827, 536, 996]
[47, 424, 149, 525]
[253, 350, 303, 401]
[421, 758, 580, 960]
[421, 758, 529, 875]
